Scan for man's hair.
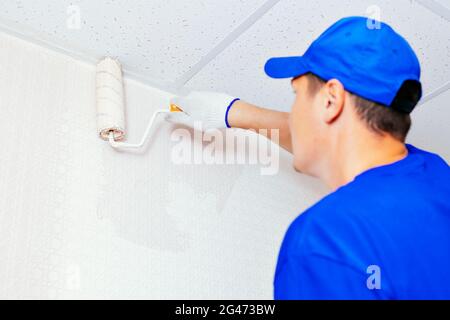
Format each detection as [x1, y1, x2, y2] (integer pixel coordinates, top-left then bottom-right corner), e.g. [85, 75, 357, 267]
[305, 73, 413, 142]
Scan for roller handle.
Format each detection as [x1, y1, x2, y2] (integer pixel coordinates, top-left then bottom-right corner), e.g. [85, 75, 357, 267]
[170, 104, 183, 112]
[108, 103, 183, 151]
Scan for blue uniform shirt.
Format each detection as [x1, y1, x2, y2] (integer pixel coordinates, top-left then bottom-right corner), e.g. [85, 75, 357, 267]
[275, 145, 450, 300]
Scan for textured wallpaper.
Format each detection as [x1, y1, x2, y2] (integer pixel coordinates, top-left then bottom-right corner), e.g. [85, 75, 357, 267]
[0, 31, 327, 299]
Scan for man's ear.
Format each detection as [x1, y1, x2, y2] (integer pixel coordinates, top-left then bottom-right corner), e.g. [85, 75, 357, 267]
[322, 79, 346, 124]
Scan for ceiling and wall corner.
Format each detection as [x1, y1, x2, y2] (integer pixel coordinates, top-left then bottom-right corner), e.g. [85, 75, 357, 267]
[0, 0, 280, 93]
[0, 0, 449, 105]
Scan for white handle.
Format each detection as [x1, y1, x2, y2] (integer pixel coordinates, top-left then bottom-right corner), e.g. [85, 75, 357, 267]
[108, 109, 171, 151]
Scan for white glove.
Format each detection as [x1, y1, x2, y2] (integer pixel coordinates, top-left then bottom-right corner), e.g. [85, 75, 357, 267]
[166, 91, 240, 131]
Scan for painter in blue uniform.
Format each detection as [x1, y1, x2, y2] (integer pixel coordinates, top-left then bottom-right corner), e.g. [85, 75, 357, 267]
[264, 17, 450, 299]
[275, 145, 450, 299]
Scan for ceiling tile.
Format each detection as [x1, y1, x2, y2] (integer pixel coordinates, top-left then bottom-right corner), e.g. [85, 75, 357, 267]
[187, 0, 450, 111]
[0, 0, 266, 84]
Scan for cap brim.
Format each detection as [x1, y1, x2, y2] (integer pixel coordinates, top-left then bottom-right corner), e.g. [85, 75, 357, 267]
[264, 56, 310, 79]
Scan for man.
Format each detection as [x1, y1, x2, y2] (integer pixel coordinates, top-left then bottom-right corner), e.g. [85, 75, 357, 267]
[167, 17, 450, 299]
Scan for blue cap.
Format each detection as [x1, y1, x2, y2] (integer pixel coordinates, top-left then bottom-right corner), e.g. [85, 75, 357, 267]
[265, 17, 422, 113]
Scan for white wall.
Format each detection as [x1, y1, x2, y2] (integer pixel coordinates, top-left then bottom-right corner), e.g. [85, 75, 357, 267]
[0, 31, 327, 299]
[1, 27, 448, 299]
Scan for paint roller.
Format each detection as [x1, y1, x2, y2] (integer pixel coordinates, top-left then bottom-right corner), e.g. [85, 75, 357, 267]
[96, 57, 181, 150]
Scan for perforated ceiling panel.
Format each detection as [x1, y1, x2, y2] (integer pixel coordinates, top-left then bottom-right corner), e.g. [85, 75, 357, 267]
[0, 0, 449, 109]
[187, 0, 450, 110]
[0, 0, 267, 87]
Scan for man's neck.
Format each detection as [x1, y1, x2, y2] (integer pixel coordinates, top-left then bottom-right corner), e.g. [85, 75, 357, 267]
[325, 133, 408, 191]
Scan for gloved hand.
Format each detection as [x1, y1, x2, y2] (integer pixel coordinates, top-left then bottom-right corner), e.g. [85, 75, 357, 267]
[166, 91, 240, 131]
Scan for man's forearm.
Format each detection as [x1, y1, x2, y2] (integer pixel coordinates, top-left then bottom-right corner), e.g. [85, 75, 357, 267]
[228, 100, 292, 153]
